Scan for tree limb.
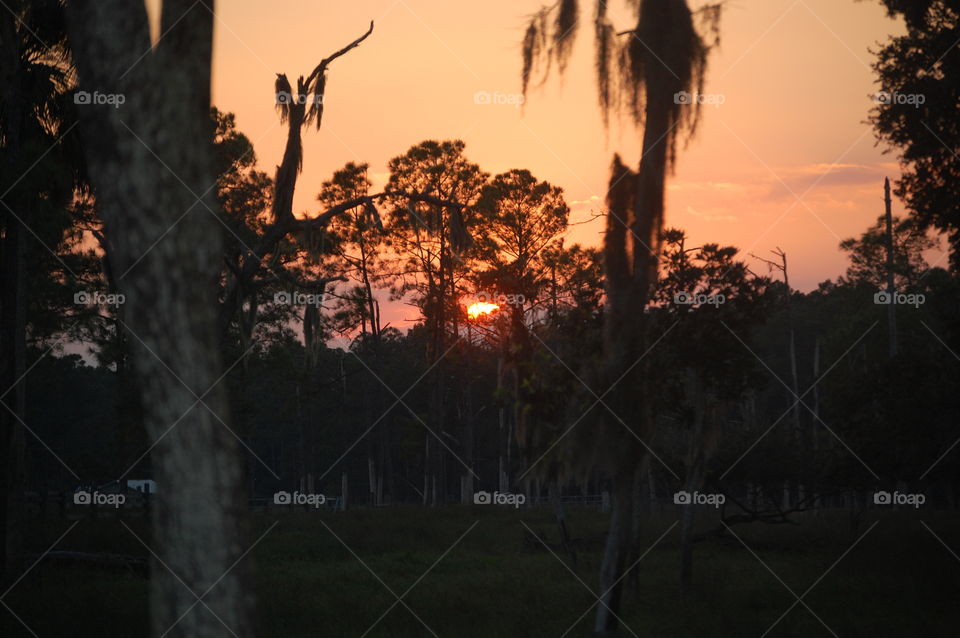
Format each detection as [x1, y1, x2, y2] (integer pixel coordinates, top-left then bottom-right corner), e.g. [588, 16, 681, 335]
[305, 21, 375, 87]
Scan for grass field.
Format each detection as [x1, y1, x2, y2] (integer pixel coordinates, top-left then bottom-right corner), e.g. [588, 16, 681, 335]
[2, 506, 958, 637]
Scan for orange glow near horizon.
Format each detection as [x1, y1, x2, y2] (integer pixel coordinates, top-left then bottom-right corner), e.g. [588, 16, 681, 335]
[203, 0, 937, 334]
[467, 302, 500, 320]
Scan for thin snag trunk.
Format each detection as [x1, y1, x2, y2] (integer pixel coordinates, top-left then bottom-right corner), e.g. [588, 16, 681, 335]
[549, 481, 577, 569]
[593, 472, 634, 636]
[679, 371, 706, 596]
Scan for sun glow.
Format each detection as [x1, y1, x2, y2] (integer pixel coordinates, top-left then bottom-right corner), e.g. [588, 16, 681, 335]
[466, 302, 500, 319]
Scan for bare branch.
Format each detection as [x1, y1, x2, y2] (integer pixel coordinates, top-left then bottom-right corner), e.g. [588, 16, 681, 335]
[264, 269, 347, 292]
[304, 21, 375, 87]
[293, 190, 465, 232]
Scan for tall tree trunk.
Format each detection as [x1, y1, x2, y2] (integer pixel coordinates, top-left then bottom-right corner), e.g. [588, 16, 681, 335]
[423, 435, 431, 506]
[783, 254, 802, 446]
[0, 207, 26, 584]
[679, 370, 707, 596]
[626, 461, 647, 591]
[462, 370, 475, 504]
[883, 177, 898, 356]
[68, 3, 254, 635]
[549, 482, 575, 567]
[594, 63, 670, 636]
[0, 5, 27, 583]
[593, 471, 634, 636]
[812, 337, 821, 514]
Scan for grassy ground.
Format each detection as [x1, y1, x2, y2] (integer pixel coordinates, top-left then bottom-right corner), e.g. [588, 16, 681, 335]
[2, 506, 959, 637]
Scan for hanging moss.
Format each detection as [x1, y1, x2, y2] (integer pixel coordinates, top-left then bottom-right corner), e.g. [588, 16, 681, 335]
[274, 73, 292, 124]
[521, 0, 722, 173]
[554, 0, 579, 74]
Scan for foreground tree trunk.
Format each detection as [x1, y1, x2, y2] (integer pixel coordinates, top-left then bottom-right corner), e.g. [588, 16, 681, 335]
[0, 6, 26, 583]
[594, 7, 682, 633]
[67, 2, 253, 636]
[593, 472, 635, 636]
[518, 0, 716, 632]
[593, 81, 670, 638]
[549, 480, 577, 569]
[0, 209, 26, 585]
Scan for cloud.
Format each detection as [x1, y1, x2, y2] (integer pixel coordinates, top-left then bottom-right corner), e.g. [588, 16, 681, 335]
[569, 194, 601, 207]
[668, 181, 749, 194]
[760, 162, 894, 201]
[685, 205, 739, 223]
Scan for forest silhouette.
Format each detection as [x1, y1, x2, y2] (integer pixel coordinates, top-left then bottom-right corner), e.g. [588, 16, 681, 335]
[1, 0, 959, 636]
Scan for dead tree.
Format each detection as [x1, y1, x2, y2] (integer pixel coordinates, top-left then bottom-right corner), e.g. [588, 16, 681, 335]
[751, 247, 802, 507]
[215, 23, 466, 351]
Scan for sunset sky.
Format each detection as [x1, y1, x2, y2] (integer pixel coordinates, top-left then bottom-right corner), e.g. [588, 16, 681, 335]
[158, 0, 942, 325]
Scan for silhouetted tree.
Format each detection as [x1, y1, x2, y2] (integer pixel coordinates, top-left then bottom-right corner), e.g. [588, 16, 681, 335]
[319, 162, 384, 341]
[520, 1, 721, 633]
[870, 0, 960, 266]
[0, 0, 80, 582]
[318, 161, 392, 504]
[217, 21, 374, 347]
[67, 1, 255, 634]
[473, 168, 569, 503]
[475, 169, 569, 301]
[385, 139, 485, 504]
[651, 228, 772, 594]
[840, 213, 938, 288]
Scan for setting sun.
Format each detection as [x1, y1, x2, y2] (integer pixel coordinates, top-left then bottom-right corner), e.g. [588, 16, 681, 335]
[9, 1, 958, 634]
[466, 302, 500, 319]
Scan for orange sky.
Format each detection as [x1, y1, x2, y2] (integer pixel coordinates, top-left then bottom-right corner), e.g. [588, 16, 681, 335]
[154, 0, 944, 328]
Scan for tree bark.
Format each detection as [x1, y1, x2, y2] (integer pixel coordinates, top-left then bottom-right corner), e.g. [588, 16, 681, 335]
[67, 2, 254, 635]
[680, 370, 708, 596]
[549, 480, 577, 569]
[594, 74, 670, 638]
[0, 5, 27, 584]
[593, 472, 634, 636]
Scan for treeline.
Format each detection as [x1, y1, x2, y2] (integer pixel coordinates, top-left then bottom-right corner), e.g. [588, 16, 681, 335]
[22, 105, 960, 513]
[7, 23, 958, 515]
